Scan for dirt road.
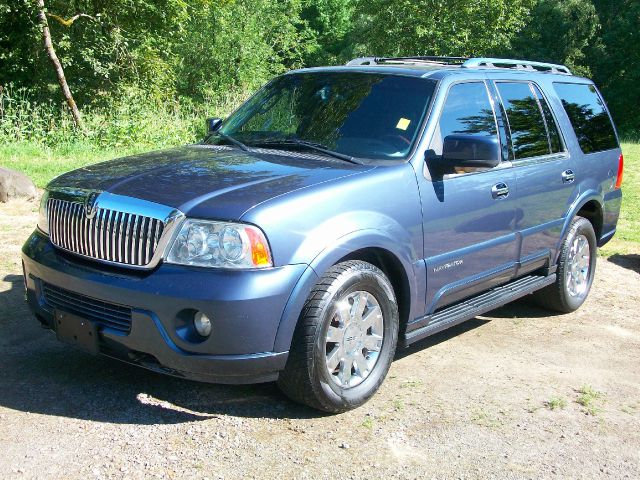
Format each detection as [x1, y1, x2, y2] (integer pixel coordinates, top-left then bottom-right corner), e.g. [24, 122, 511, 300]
[1, 198, 639, 479]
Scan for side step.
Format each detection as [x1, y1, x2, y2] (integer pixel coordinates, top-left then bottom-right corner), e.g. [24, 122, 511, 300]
[401, 274, 556, 347]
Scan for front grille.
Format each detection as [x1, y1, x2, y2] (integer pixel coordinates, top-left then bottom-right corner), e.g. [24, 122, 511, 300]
[47, 198, 165, 267]
[42, 282, 132, 333]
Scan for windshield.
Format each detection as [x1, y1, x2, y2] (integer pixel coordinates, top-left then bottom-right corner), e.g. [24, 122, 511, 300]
[210, 72, 436, 160]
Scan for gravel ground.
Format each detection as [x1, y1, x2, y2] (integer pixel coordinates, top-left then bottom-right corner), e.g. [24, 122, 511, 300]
[1, 197, 639, 480]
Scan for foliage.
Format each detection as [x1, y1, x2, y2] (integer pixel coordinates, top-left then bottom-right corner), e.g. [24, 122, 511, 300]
[301, 0, 355, 64]
[589, 0, 640, 136]
[350, 0, 535, 57]
[0, 0, 638, 145]
[503, 0, 600, 76]
[0, 0, 313, 104]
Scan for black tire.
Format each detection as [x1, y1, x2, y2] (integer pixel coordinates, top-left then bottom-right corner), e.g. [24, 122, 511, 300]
[534, 216, 597, 313]
[277, 260, 399, 413]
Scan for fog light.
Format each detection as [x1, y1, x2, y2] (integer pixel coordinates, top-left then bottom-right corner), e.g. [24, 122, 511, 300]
[193, 311, 212, 337]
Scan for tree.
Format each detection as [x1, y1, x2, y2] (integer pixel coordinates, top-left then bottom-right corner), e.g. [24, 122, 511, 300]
[588, 0, 640, 134]
[35, 0, 84, 131]
[504, 0, 601, 76]
[350, 0, 535, 58]
[302, 0, 355, 65]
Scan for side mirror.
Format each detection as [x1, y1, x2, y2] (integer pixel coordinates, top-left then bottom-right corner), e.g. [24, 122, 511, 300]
[206, 117, 223, 134]
[441, 134, 501, 169]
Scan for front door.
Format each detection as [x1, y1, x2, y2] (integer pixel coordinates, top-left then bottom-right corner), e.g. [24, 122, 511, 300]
[418, 80, 519, 315]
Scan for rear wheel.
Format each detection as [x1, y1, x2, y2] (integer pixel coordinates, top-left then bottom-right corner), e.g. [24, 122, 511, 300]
[277, 260, 399, 413]
[534, 216, 597, 313]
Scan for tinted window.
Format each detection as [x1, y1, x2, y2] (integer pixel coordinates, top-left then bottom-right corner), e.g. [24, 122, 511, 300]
[430, 81, 497, 156]
[497, 82, 550, 159]
[532, 84, 563, 153]
[216, 73, 436, 160]
[554, 83, 618, 153]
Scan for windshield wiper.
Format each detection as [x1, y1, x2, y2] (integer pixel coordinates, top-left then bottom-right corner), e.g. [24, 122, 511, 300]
[214, 131, 250, 152]
[254, 138, 361, 165]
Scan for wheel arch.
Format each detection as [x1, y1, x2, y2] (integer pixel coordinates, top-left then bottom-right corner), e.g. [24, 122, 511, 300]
[272, 230, 421, 353]
[558, 193, 604, 261]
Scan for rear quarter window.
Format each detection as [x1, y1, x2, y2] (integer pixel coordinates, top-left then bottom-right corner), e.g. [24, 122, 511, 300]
[553, 83, 618, 154]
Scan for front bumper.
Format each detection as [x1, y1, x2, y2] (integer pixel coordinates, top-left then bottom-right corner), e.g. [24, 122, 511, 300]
[22, 231, 307, 384]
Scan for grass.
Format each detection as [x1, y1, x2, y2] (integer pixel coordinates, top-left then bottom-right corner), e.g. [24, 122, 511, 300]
[360, 417, 375, 429]
[600, 142, 640, 256]
[576, 385, 605, 416]
[545, 397, 568, 410]
[0, 142, 151, 188]
[0, 85, 245, 188]
[400, 379, 423, 389]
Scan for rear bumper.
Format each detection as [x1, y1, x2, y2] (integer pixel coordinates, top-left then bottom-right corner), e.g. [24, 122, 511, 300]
[22, 230, 307, 384]
[599, 188, 623, 247]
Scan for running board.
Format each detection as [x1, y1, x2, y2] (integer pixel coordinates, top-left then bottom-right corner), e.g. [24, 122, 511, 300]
[401, 274, 556, 347]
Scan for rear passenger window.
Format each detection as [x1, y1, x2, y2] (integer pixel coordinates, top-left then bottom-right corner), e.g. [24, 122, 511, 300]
[554, 83, 618, 153]
[532, 85, 563, 153]
[430, 81, 498, 156]
[496, 82, 550, 159]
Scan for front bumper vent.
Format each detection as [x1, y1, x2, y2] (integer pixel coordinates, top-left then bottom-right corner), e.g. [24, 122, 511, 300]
[41, 282, 132, 334]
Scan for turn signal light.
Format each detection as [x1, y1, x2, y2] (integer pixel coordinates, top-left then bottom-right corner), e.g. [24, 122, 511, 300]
[245, 226, 272, 267]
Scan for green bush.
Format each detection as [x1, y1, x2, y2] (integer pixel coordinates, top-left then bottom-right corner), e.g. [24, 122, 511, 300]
[0, 84, 248, 150]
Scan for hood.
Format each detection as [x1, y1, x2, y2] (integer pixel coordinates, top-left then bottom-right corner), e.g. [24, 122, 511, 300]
[48, 145, 372, 219]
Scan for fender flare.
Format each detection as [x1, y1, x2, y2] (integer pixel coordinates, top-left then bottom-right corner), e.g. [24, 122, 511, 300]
[272, 229, 419, 353]
[556, 190, 603, 261]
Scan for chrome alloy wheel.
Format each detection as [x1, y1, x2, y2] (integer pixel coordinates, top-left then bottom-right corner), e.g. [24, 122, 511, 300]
[567, 234, 591, 297]
[325, 291, 384, 388]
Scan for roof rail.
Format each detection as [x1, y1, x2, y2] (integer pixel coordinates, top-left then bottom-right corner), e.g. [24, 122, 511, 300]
[462, 58, 572, 75]
[346, 56, 468, 66]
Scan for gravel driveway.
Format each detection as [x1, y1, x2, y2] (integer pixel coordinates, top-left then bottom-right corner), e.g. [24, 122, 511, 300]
[1, 198, 639, 479]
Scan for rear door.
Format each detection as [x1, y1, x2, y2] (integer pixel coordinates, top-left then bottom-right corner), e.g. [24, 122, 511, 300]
[552, 82, 622, 243]
[493, 80, 579, 273]
[418, 80, 519, 314]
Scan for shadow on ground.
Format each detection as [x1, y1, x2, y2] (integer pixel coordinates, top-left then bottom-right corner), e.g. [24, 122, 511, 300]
[0, 273, 315, 424]
[0, 275, 486, 424]
[607, 254, 640, 274]
[0, 273, 553, 424]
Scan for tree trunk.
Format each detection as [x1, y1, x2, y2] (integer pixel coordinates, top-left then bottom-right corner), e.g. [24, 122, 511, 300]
[36, 0, 85, 132]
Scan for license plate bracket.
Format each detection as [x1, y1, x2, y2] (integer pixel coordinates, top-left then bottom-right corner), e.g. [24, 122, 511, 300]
[54, 309, 99, 355]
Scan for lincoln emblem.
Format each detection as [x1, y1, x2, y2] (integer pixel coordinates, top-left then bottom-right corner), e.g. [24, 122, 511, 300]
[84, 192, 99, 219]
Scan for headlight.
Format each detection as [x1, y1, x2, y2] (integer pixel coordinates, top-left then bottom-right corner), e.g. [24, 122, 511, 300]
[166, 219, 272, 269]
[37, 191, 49, 234]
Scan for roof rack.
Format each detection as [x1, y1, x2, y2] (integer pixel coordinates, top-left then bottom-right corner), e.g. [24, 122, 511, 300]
[345, 56, 572, 75]
[461, 58, 572, 75]
[346, 56, 468, 66]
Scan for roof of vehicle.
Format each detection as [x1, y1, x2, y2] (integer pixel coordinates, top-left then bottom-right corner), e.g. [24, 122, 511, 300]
[289, 57, 588, 82]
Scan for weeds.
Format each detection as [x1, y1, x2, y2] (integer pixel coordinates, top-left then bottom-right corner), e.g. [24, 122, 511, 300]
[400, 380, 423, 389]
[545, 397, 567, 410]
[361, 417, 374, 429]
[470, 408, 503, 428]
[576, 385, 605, 416]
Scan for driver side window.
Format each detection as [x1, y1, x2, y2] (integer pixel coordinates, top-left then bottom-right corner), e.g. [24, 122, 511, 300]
[429, 81, 499, 175]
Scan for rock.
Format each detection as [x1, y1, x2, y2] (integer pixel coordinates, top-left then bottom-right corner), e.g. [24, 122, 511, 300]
[0, 168, 37, 202]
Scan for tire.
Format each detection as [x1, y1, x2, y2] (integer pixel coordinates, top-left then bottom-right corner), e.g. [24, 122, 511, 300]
[534, 216, 597, 313]
[277, 260, 399, 413]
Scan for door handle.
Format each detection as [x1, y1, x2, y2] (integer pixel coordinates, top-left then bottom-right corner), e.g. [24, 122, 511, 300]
[562, 169, 575, 183]
[491, 182, 509, 199]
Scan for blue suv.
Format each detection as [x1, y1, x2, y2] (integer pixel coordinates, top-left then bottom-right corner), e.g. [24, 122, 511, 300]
[22, 57, 623, 412]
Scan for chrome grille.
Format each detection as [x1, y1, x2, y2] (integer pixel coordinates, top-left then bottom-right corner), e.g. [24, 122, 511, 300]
[47, 198, 165, 267]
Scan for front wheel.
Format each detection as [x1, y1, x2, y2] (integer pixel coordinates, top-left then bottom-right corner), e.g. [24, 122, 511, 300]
[277, 260, 399, 413]
[534, 216, 597, 313]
